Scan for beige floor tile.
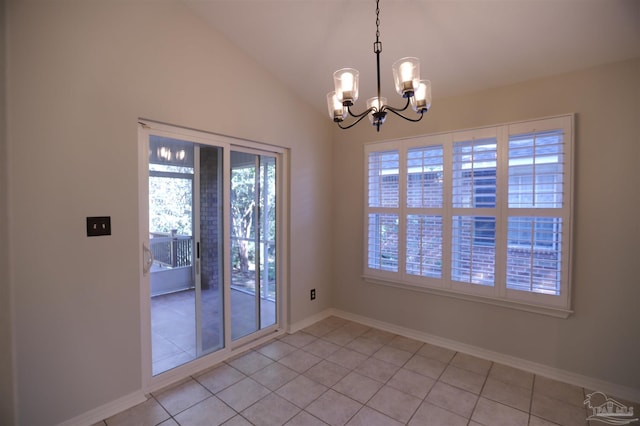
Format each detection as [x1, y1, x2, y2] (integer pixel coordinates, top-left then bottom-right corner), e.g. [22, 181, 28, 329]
[450, 352, 492, 376]
[158, 419, 179, 426]
[534, 375, 585, 407]
[440, 364, 487, 394]
[305, 360, 350, 387]
[216, 377, 270, 412]
[346, 406, 404, 426]
[196, 364, 246, 394]
[326, 347, 369, 370]
[355, 357, 400, 383]
[306, 389, 363, 426]
[241, 393, 300, 426]
[278, 331, 317, 348]
[173, 396, 235, 426]
[531, 392, 588, 426]
[154, 379, 212, 416]
[320, 316, 349, 329]
[361, 328, 397, 345]
[255, 340, 297, 360]
[333, 371, 384, 404]
[322, 328, 358, 346]
[367, 385, 422, 423]
[276, 374, 328, 408]
[303, 321, 335, 337]
[488, 363, 534, 389]
[340, 322, 371, 338]
[471, 397, 528, 426]
[426, 381, 479, 418]
[387, 335, 424, 354]
[416, 342, 456, 363]
[284, 410, 329, 426]
[250, 362, 298, 390]
[105, 397, 170, 426]
[221, 415, 253, 425]
[345, 337, 383, 356]
[226, 350, 274, 375]
[372, 345, 413, 367]
[408, 401, 468, 426]
[386, 368, 436, 399]
[404, 354, 447, 379]
[303, 339, 341, 358]
[529, 415, 562, 425]
[481, 376, 532, 411]
[277, 348, 322, 373]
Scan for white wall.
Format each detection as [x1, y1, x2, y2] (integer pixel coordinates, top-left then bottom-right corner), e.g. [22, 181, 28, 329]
[5, 1, 332, 424]
[332, 58, 640, 392]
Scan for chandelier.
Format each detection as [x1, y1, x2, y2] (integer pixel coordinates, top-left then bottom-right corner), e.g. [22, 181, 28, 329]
[326, 0, 431, 132]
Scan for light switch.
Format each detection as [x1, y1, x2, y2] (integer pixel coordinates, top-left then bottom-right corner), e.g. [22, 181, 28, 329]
[86, 216, 111, 237]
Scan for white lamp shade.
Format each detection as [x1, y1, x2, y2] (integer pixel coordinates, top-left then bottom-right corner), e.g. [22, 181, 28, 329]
[411, 80, 432, 112]
[333, 68, 359, 104]
[392, 57, 420, 96]
[327, 91, 347, 121]
[367, 96, 387, 125]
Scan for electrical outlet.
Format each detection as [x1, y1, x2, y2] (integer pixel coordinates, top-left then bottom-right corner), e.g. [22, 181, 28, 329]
[310, 289, 316, 300]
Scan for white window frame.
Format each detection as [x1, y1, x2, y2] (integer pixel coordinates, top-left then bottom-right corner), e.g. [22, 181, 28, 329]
[363, 114, 574, 318]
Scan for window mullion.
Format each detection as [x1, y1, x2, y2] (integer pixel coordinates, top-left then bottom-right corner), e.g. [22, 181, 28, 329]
[442, 138, 453, 289]
[495, 125, 509, 298]
[398, 147, 407, 280]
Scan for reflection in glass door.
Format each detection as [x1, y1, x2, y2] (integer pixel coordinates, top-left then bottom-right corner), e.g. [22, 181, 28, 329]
[147, 136, 224, 375]
[230, 151, 277, 340]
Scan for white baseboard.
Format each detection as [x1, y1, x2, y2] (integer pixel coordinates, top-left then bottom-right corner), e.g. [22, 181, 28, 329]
[288, 308, 334, 333]
[328, 308, 640, 404]
[56, 391, 146, 426]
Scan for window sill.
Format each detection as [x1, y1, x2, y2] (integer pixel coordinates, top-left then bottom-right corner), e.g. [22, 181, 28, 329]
[362, 274, 573, 319]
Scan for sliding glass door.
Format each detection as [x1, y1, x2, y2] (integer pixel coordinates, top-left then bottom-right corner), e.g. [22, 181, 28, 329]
[140, 124, 284, 378]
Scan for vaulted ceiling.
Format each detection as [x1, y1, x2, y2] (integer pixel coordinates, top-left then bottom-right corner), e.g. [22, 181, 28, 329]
[183, 0, 640, 116]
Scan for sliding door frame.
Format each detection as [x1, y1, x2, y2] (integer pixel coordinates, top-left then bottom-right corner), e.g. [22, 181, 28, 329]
[138, 120, 289, 393]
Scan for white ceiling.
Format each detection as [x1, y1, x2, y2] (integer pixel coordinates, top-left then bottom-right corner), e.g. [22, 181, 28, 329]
[183, 0, 640, 116]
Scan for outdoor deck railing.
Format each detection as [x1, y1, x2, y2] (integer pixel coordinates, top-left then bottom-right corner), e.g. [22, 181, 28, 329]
[150, 233, 193, 268]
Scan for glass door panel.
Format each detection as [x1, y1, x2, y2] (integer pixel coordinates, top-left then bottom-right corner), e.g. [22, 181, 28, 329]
[148, 136, 224, 375]
[230, 151, 277, 340]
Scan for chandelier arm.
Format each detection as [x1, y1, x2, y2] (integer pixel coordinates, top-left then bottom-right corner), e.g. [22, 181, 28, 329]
[347, 105, 374, 119]
[384, 107, 425, 122]
[337, 110, 376, 130]
[381, 97, 411, 113]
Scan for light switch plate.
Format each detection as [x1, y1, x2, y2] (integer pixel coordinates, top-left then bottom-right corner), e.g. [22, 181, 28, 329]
[87, 216, 111, 237]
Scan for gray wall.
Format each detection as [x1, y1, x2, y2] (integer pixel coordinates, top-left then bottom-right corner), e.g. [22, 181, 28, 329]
[1, 0, 16, 423]
[5, 0, 333, 424]
[332, 58, 640, 391]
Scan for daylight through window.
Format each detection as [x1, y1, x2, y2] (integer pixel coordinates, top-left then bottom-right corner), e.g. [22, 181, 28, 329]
[363, 115, 573, 315]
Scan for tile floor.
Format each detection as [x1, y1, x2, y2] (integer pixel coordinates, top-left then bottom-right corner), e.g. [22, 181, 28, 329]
[98, 316, 639, 426]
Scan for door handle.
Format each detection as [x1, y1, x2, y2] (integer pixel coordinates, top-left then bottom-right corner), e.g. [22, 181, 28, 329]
[142, 242, 154, 275]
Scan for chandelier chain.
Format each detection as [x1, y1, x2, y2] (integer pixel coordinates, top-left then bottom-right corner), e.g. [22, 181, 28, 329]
[375, 0, 380, 41]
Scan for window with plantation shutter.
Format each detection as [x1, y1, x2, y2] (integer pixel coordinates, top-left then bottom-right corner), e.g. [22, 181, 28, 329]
[364, 115, 574, 317]
[506, 127, 566, 296]
[367, 151, 400, 272]
[405, 145, 444, 278]
[451, 138, 497, 286]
